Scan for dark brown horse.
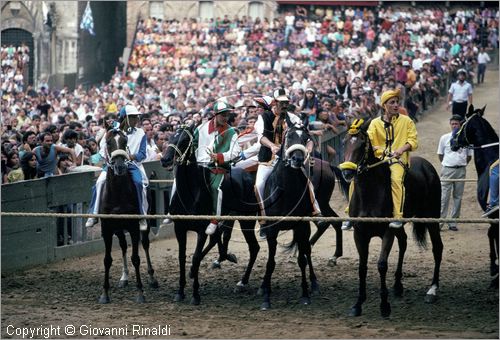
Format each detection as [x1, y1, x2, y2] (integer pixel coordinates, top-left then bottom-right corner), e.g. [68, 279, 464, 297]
[340, 119, 443, 317]
[451, 105, 499, 288]
[98, 130, 145, 303]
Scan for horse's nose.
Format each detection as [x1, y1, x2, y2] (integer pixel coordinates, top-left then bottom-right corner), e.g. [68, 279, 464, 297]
[292, 154, 304, 164]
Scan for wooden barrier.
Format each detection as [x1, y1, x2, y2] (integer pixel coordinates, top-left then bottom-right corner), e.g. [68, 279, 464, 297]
[1, 161, 173, 273]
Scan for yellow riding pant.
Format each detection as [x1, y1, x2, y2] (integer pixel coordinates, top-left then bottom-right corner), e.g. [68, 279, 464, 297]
[389, 162, 406, 218]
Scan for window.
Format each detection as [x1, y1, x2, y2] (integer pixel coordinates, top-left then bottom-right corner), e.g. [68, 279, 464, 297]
[149, 1, 164, 20]
[199, 1, 214, 20]
[248, 1, 264, 20]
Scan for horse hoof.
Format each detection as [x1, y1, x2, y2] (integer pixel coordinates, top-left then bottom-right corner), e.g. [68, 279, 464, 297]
[174, 293, 185, 302]
[380, 302, 391, 318]
[256, 287, 264, 296]
[261, 301, 271, 310]
[226, 253, 238, 264]
[393, 284, 404, 297]
[425, 294, 438, 304]
[234, 282, 247, 293]
[299, 297, 311, 305]
[98, 295, 110, 304]
[149, 280, 159, 289]
[117, 280, 128, 288]
[136, 295, 146, 304]
[489, 274, 499, 289]
[349, 306, 362, 317]
[211, 260, 221, 269]
[190, 296, 201, 306]
[327, 256, 338, 266]
[311, 281, 320, 295]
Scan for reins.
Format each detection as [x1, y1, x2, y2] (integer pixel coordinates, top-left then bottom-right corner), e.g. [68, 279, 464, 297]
[166, 127, 195, 165]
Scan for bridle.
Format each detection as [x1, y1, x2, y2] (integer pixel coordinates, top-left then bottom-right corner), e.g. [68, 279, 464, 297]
[105, 131, 132, 175]
[165, 126, 195, 165]
[340, 119, 400, 175]
[453, 112, 499, 150]
[282, 126, 310, 168]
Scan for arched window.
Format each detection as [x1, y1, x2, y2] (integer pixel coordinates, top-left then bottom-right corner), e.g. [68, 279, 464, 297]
[149, 1, 164, 20]
[199, 1, 214, 20]
[248, 1, 264, 20]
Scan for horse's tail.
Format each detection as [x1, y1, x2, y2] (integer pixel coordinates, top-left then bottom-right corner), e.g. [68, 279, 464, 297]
[330, 165, 349, 200]
[412, 223, 428, 249]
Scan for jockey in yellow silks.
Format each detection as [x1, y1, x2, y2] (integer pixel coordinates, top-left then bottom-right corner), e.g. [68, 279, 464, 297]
[342, 88, 418, 229]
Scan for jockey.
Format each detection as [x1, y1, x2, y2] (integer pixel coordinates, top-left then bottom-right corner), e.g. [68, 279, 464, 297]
[233, 109, 261, 171]
[195, 100, 242, 235]
[341, 88, 418, 230]
[85, 104, 149, 230]
[254, 88, 325, 239]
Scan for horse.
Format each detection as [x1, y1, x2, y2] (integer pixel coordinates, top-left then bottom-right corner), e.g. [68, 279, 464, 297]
[98, 130, 146, 303]
[258, 119, 332, 310]
[340, 118, 443, 317]
[450, 104, 499, 288]
[160, 124, 261, 304]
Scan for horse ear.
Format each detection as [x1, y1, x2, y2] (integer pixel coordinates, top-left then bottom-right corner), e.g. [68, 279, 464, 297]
[480, 105, 487, 116]
[360, 118, 372, 131]
[467, 104, 475, 117]
[285, 113, 293, 128]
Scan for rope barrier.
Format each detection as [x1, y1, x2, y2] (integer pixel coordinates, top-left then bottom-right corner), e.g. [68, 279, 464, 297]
[149, 178, 477, 184]
[1, 211, 497, 224]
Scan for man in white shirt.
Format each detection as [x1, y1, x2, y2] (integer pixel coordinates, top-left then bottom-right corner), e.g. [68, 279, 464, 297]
[477, 47, 491, 84]
[447, 69, 473, 119]
[437, 115, 473, 231]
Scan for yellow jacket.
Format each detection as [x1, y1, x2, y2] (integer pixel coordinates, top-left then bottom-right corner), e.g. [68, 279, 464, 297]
[367, 114, 418, 165]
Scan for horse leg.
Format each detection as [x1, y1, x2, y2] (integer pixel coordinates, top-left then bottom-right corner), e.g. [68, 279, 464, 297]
[393, 228, 407, 297]
[141, 230, 159, 289]
[190, 231, 208, 305]
[488, 224, 499, 289]
[425, 222, 443, 302]
[116, 230, 129, 288]
[200, 233, 219, 271]
[221, 221, 237, 263]
[129, 228, 145, 303]
[378, 228, 395, 318]
[302, 224, 319, 295]
[350, 228, 369, 317]
[174, 224, 186, 302]
[260, 231, 278, 310]
[297, 245, 311, 305]
[99, 228, 113, 304]
[235, 221, 260, 293]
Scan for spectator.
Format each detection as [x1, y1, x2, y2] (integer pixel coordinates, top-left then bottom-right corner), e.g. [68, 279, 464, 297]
[7, 151, 37, 183]
[447, 68, 473, 119]
[32, 132, 76, 178]
[476, 46, 491, 84]
[437, 115, 473, 231]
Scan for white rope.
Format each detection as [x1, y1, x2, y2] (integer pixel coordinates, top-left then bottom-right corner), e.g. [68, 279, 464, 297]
[1, 212, 497, 224]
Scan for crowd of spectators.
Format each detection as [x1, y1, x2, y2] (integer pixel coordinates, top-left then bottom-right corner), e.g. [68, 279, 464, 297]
[1, 43, 30, 94]
[1, 3, 498, 183]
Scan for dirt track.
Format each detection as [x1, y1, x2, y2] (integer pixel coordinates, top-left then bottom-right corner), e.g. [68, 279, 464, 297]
[2, 70, 499, 339]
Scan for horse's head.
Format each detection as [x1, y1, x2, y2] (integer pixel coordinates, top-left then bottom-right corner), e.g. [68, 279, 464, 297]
[339, 118, 372, 182]
[161, 124, 195, 170]
[450, 104, 487, 151]
[106, 130, 129, 176]
[282, 117, 311, 169]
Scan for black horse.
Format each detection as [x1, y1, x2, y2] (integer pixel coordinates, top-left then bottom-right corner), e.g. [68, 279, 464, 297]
[451, 105, 499, 288]
[258, 120, 330, 310]
[161, 124, 261, 304]
[98, 130, 145, 303]
[340, 119, 443, 317]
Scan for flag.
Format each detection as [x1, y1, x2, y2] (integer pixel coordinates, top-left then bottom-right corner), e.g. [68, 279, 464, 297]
[80, 1, 95, 36]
